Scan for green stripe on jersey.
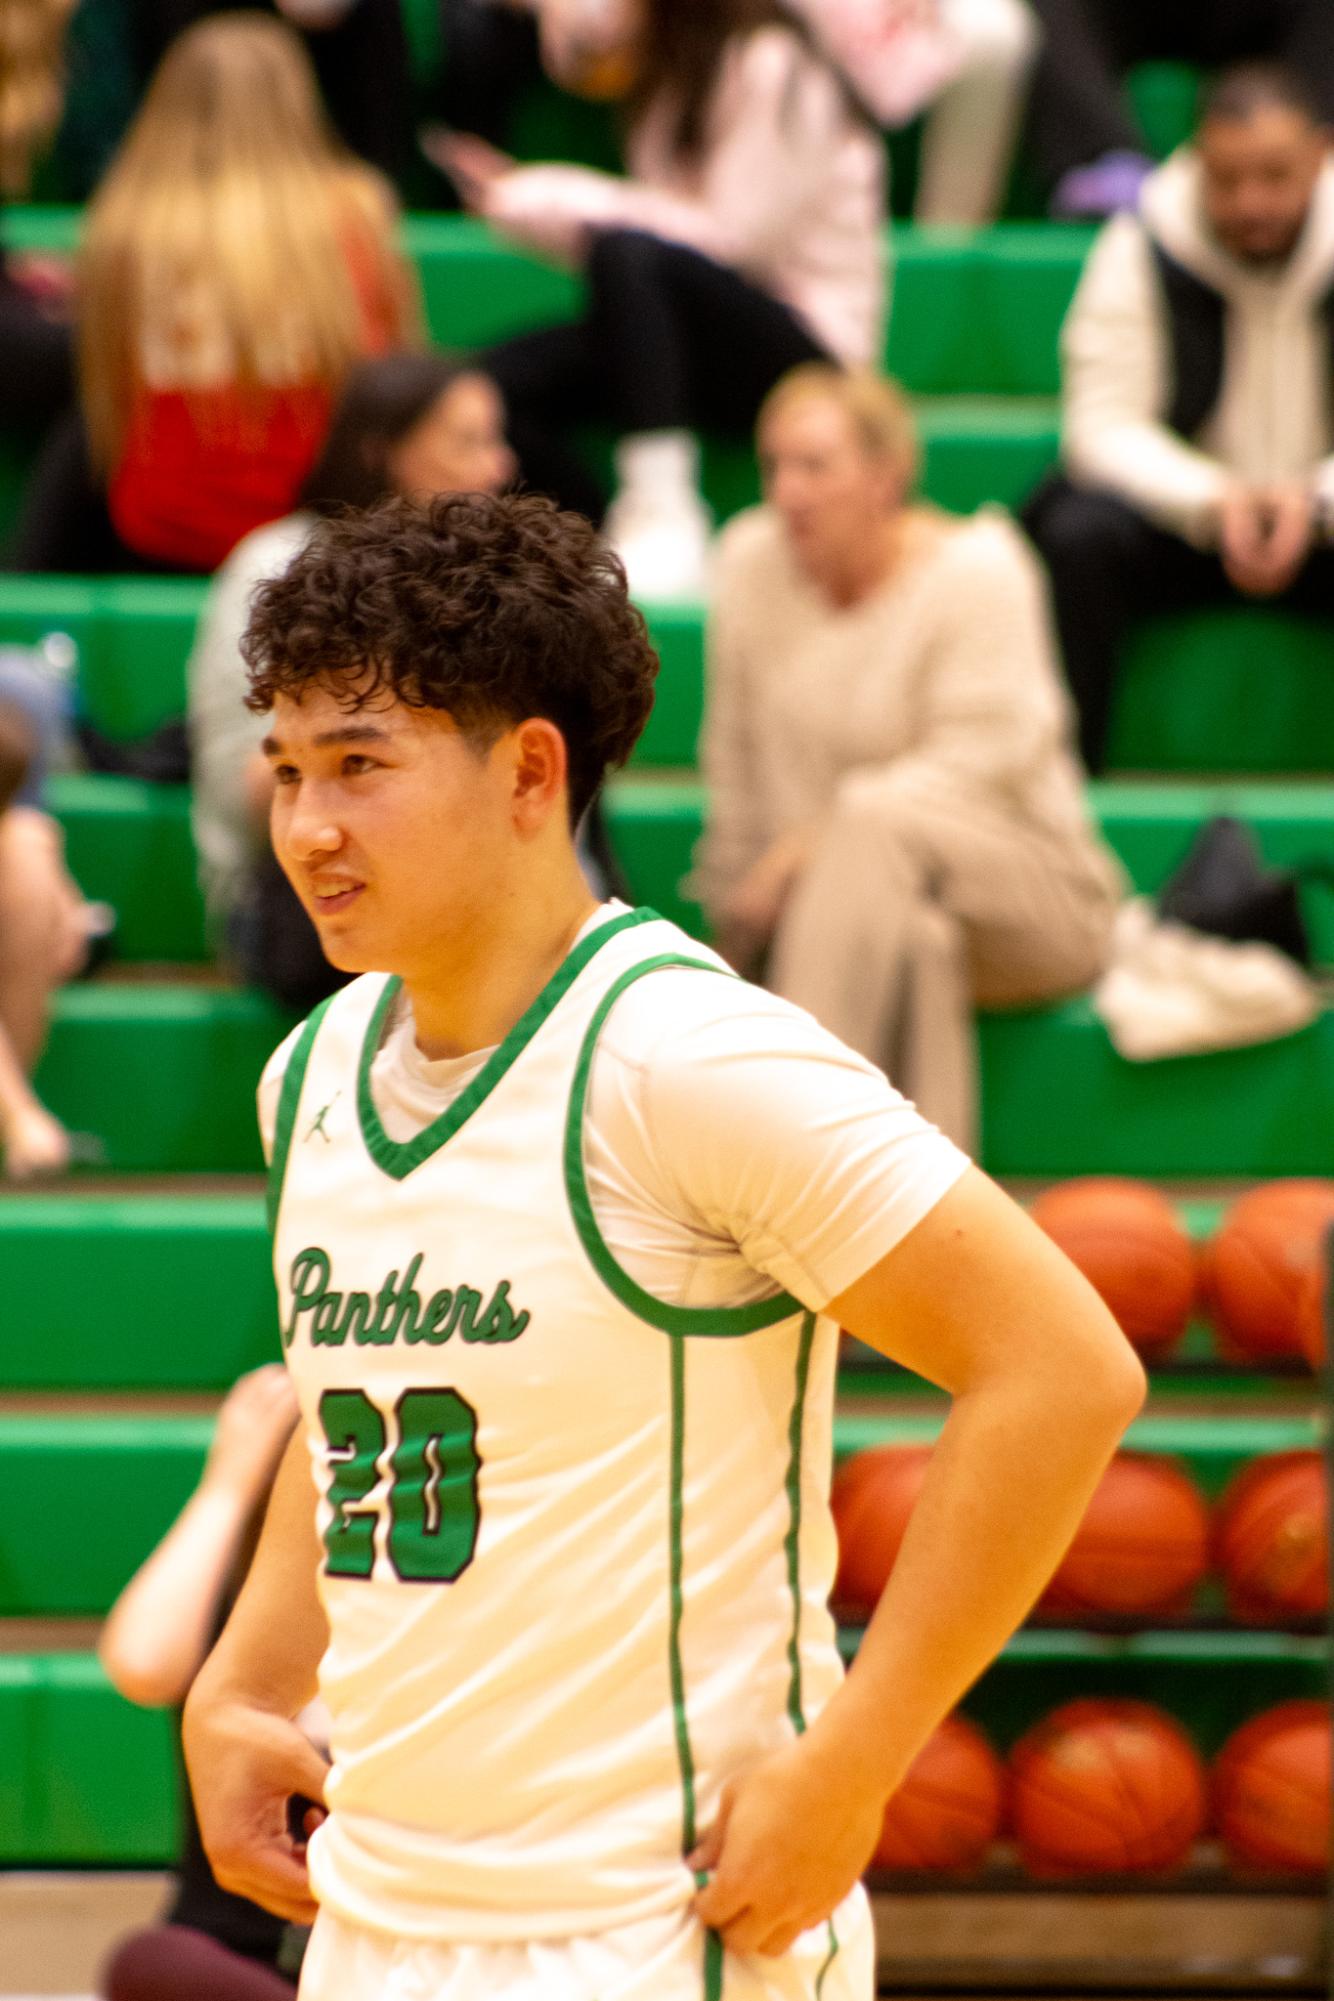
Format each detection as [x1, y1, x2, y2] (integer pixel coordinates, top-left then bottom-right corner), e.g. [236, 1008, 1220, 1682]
[785, 1313, 817, 1734]
[356, 907, 660, 1180]
[564, 954, 801, 1335]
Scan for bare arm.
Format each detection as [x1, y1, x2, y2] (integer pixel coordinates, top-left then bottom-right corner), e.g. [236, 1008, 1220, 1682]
[182, 1420, 332, 1923]
[694, 1167, 1145, 1954]
[99, 1366, 297, 1707]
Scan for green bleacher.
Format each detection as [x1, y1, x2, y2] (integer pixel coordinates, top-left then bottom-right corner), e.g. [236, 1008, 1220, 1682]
[4, 52, 1333, 1897]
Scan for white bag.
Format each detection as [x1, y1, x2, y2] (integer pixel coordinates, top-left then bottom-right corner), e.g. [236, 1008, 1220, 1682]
[1093, 898, 1321, 1062]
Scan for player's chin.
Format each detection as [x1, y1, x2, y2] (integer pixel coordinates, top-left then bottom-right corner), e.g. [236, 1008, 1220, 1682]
[308, 906, 377, 972]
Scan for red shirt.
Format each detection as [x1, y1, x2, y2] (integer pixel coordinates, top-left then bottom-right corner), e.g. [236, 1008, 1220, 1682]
[107, 233, 405, 572]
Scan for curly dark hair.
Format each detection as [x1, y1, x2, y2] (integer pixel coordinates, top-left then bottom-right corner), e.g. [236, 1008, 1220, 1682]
[243, 491, 658, 822]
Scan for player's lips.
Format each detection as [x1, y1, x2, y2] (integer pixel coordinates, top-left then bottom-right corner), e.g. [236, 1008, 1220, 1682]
[309, 880, 366, 916]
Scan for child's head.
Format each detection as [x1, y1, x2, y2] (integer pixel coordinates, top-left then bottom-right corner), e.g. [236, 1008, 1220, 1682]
[0, 703, 34, 815]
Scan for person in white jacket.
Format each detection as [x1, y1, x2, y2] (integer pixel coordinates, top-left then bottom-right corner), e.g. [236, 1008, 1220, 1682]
[1025, 62, 1334, 773]
[434, 0, 887, 600]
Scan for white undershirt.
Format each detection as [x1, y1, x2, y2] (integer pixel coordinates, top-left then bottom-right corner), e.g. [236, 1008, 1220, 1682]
[259, 905, 969, 1313]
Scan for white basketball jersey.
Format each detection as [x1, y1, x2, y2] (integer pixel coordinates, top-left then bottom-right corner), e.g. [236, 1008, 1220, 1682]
[269, 909, 847, 1947]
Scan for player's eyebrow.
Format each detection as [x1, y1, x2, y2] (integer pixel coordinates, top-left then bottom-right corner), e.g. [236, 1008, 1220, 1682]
[262, 725, 395, 757]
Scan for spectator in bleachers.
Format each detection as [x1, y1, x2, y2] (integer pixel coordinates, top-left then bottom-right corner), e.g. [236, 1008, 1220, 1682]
[99, 1363, 318, 2001]
[697, 365, 1122, 1149]
[1025, 64, 1334, 773]
[1025, 0, 1334, 217]
[0, 0, 76, 444]
[0, 692, 92, 1177]
[189, 350, 515, 1009]
[14, 12, 419, 575]
[132, 0, 412, 181]
[435, 0, 888, 599]
[791, 0, 1039, 226]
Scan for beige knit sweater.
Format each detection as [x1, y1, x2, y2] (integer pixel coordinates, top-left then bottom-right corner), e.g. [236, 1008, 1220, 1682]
[695, 504, 1121, 917]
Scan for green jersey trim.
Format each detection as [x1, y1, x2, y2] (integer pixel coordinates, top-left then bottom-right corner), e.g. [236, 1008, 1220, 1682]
[355, 907, 660, 1182]
[815, 1922, 841, 1995]
[564, 954, 801, 1337]
[266, 995, 337, 1234]
[785, 1312, 817, 1734]
[669, 1334, 698, 1854]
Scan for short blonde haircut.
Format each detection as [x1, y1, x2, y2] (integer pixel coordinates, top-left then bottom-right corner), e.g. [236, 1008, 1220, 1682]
[758, 365, 920, 493]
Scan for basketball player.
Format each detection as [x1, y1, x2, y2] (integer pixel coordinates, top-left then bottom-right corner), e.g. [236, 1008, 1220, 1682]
[183, 492, 1144, 2001]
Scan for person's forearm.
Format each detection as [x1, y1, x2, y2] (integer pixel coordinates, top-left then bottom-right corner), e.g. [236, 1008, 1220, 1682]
[808, 1366, 1136, 1800]
[99, 1481, 256, 1705]
[189, 1427, 328, 1722]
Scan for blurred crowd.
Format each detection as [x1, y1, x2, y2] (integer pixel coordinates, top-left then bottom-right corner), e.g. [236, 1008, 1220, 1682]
[0, 0, 1332, 1180]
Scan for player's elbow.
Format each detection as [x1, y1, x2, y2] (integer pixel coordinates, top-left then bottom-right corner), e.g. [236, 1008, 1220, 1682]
[1057, 1299, 1148, 1446]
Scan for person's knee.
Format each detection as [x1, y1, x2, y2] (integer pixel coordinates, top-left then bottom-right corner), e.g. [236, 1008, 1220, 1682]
[1028, 484, 1147, 576]
[587, 226, 670, 291]
[103, 1927, 178, 2001]
[945, 0, 1040, 78]
[823, 773, 934, 878]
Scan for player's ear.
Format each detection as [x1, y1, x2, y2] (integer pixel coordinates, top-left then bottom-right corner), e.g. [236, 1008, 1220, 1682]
[509, 717, 569, 832]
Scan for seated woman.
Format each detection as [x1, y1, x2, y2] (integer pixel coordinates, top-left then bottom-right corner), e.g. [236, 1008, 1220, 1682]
[99, 1364, 323, 2001]
[16, 12, 418, 575]
[189, 350, 516, 1010]
[696, 365, 1124, 1150]
[437, 0, 887, 599]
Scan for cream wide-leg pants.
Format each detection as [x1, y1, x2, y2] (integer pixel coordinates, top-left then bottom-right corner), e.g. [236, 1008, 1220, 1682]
[768, 771, 1122, 1151]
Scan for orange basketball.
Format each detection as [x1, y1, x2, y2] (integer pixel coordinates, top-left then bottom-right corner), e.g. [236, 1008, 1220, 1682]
[1202, 1182, 1334, 1362]
[1041, 1453, 1210, 1617]
[1030, 1179, 1195, 1358]
[1213, 1452, 1329, 1622]
[1215, 1703, 1332, 1874]
[831, 1444, 932, 1615]
[1010, 1699, 1208, 1876]
[874, 1714, 1006, 1873]
[1297, 1264, 1327, 1369]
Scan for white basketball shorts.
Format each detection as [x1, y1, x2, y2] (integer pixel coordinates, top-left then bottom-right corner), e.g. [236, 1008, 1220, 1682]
[298, 1889, 874, 2001]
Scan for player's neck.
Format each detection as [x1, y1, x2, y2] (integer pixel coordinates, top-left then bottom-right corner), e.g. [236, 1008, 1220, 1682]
[404, 859, 602, 1063]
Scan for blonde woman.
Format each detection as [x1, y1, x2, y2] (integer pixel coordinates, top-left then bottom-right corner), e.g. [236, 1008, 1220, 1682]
[698, 365, 1124, 1150]
[0, 0, 75, 436]
[18, 11, 418, 573]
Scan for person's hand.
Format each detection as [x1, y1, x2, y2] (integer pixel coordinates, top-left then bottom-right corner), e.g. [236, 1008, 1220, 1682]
[690, 1731, 884, 1956]
[1253, 482, 1316, 596]
[1, 1099, 71, 1181]
[182, 1694, 330, 1923]
[720, 829, 814, 961]
[420, 129, 517, 213]
[1219, 484, 1274, 595]
[204, 1366, 300, 1506]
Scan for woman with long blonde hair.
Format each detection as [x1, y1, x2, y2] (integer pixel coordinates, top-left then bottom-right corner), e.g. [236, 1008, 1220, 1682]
[20, 10, 418, 573]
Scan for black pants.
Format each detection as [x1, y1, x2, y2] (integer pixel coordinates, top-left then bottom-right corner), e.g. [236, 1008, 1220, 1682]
[1024, 476, 1334, 772]
[486, 228, 831, 522]
[133, 0, 411, 180]
[1026, 0, 1334, 190]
